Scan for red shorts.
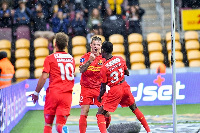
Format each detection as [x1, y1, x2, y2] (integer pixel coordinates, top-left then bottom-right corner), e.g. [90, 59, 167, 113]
[79, 86, 101, 106]
[101, 81, 135, 112]
[44, 91, 72, 116]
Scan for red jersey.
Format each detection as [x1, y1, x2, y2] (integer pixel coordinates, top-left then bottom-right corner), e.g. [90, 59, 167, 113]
[100, 56, 128, 87]
[80, 52, 105, 88]
[43, 51, 75, 93]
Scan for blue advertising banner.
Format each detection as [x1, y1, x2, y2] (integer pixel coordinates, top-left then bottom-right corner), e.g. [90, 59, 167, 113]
[25, 73, 200, 110]
[0, 81, 27, 133]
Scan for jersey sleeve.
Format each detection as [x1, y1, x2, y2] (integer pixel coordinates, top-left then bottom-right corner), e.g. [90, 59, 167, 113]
[100, 66, 107, 83]
[121, 57, 128, 70]
[79, 54, 88, 66]
[43, 56, 50, 73]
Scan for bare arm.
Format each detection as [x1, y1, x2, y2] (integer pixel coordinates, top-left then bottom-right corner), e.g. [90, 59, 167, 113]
[35, 72, 48, 93]
[98, 83, 106, 102]
[79, 60, 92, 73]
[124, 69, 129, 76]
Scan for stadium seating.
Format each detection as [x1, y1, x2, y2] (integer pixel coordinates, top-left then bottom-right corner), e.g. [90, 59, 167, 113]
[167, 41, 182, 52]
[129, 43, 143, 53]
[35, 48, 49, 57]
[148, 42, 162, 53]
[150, 62, 165, 69]
[147, 32, 161, 43]
[15, 49, 30, 58]
[74, 55, 82, 66]
[109, 34, 124, 44]
[34, 58, 45, 68]
[131, 63, 146, 70]
[185, 40, 200, 51]
[72, 36, 87, 46]
[184, 31, 199, 42]
[165, 32, 180, 43]
[15, 68, 30, 82]
[113, 53, 126, 61]
[168, 51, 183, 62]
[189, 60, 200, 67]
[34, 38, 49, 48]
[130, 53, 145, 63]
[15, 58, 30, 69]
[113, 44, 125, 54]
[34, 67, 43, 79]
[187, 50, 200, 61]
[149, 52, 164, 63]
[0, 28, 12, 42]
[72, 46, 87, 56]
[0, 40, 11, 49]
[128, 33, 143, 44]
[16, 38, 30, 49]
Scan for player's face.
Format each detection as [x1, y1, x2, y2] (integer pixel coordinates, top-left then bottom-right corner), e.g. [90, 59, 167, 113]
[101, 48, 106, 58]
[90, 40, 102, 56]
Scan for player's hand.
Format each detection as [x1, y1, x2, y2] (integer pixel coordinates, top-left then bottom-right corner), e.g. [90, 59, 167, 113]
[29, 94, 38, 104]
[89, 53, 95, 62]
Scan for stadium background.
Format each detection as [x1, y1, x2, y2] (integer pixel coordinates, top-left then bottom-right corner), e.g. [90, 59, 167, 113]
[0, 0, 200, 132]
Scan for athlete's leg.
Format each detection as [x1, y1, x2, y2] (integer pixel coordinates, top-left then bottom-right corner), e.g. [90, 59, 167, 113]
[56, 115, 68, 133]
[105, 112, 111, 128]
[44, 114, 55, 133]
[129, 103, 150, 132]
[79, 105, 90, 133]
[96, 106, 108, 133]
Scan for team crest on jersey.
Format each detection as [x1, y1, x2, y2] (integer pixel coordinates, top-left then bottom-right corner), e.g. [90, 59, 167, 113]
[80, 58, 85, 63]
[98, 60, 103, 65]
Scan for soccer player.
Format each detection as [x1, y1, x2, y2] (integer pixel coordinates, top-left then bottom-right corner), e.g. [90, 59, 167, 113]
[79, 36, 111, 133]
[30, 32, 75, 133]
[96, 41, 151, 133]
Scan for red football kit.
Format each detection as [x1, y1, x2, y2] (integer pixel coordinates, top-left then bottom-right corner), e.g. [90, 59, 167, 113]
[79, 52, 105, 106]
[43, 51, 75, 116]
[100, 56, 135, 112]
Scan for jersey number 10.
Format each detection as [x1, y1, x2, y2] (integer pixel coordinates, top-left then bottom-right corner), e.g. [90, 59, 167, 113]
[58, 63, 74, 81]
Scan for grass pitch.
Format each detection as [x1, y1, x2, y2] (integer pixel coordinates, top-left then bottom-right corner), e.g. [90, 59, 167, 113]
[11, 104, 200, 133]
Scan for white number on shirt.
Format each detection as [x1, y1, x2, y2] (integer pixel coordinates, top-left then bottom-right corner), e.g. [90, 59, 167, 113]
[58, 63, 74, 80]
[110, 68, 123, 83]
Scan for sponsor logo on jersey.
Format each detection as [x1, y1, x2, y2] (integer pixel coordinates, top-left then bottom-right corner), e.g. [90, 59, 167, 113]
[80, 58, 85, 63]
[98, 60, 103, 65]
[87, 66, 101, 71]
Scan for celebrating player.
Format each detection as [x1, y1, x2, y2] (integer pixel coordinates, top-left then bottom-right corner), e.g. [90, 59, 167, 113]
[96, 41, 151, 133]
[30, 32, 75, 133]
[79, 36, 111, 133]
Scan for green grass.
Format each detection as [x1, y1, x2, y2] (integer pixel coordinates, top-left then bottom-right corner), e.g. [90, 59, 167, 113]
[11, 104, 200, 133]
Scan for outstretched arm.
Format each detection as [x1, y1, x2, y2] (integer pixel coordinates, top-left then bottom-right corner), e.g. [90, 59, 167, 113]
[31, 72, 48, 103]
[79, 60, 92, 73]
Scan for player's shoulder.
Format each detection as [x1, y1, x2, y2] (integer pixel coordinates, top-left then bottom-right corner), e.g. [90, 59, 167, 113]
[53, 52, 73, 58]
[114, 56, 125, 61]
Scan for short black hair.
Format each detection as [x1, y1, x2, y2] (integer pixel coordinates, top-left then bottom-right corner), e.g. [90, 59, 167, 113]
[0, 51, 7, 60]
[102, 41, 113, 54]
[55, 32, 68, 50]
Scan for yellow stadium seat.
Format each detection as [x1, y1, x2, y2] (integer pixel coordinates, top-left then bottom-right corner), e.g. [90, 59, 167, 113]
[113, 53, 126, 61]
[53, 48, 68, 53]
[131, 63, 146, 70]
[74, 55, 82, 66]
[72, 36, 87, 46]
[165, 32, 180, 42]
[167, 41, 182, 51]
[0, 49, 11, 59]
[148, 42, 162, 53]
[72, 46, 87, 56]
[34, 57, 45, 68]
[130, 53, 145, 63]
[35, 48, 49, 57]
[189, 60, 200, 67]
[129, 43, 143, 53]
[149, 52, 164, 62]
[75, 66, 80, 74]
[187, 50, 200, 60]
[175, 61, 185, 68]
[34, 67, 43, 78]
[184, 31, 199, 41]
[15, 68, 30, 80]
[91, 35, 105, 43]
[15, 49, 30, 58]
[147, 33, 161, 43]
[16, 38, 30, 49]
[150, 62, 165, 69]
[34, 38, 48, 48]
[113, 44, 125, 54]
[15, 58, 30, 69]
[185, 40, 200, 51]
[109, 34, 124, 44]
[128, 33, 143, 43]
[168, 51, 183, 61]
[0, 40, 11, 49]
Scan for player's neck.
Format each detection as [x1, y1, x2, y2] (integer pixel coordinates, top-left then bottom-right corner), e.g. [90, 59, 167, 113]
[106, 54, 113, 60]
